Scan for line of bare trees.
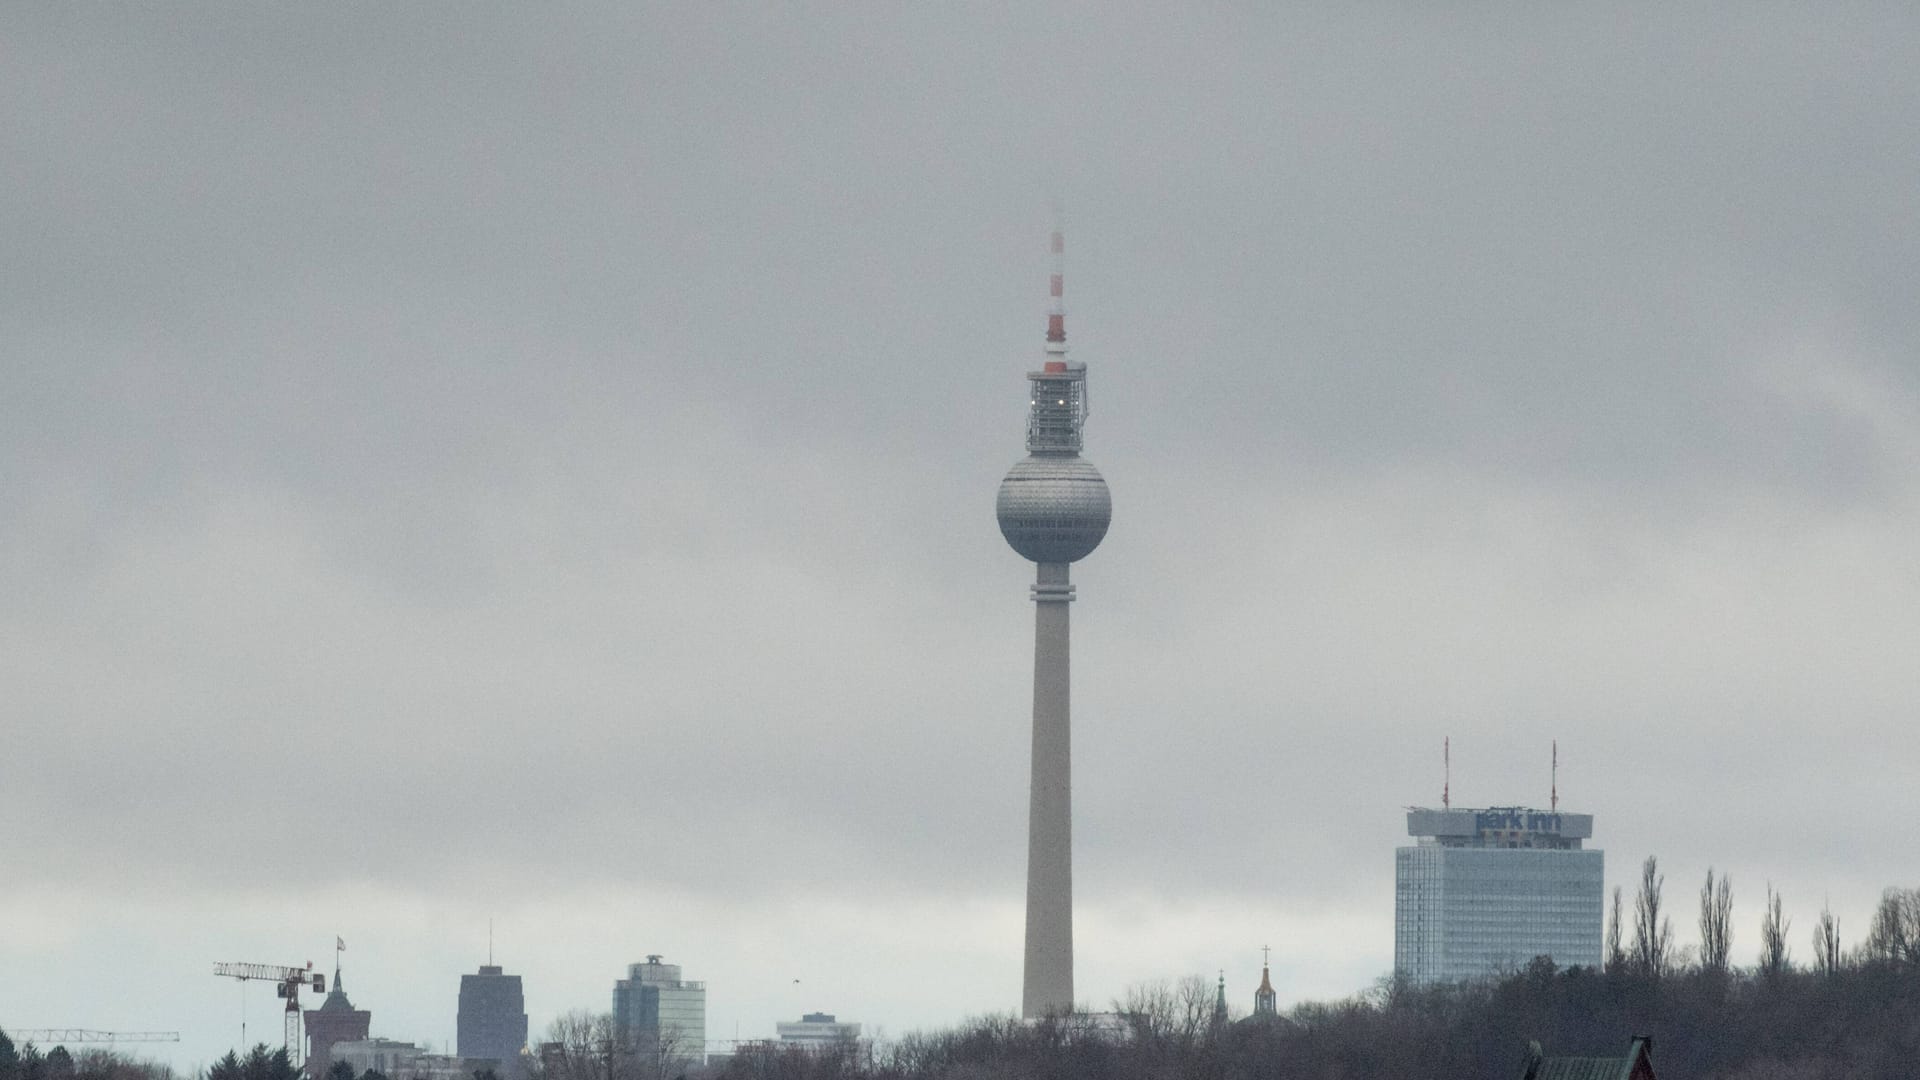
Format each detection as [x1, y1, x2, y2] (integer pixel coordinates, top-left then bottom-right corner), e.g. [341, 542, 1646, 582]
[709, 948, 1920, 1080]
[1607, 856, 1920, 981]
[532, 1011, 696, 1080]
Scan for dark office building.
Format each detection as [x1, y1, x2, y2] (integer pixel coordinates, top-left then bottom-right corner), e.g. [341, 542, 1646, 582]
[458, 965, 529, 1078]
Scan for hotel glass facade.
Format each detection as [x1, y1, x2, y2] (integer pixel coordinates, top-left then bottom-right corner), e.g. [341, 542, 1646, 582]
[1394, 807, 1604, 986]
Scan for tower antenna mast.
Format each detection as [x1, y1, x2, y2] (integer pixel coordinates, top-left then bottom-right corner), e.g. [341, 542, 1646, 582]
[1443, 736, 1450, 810]
[1048, 204, 1066, 348]
[1551, 740, 1558, 813]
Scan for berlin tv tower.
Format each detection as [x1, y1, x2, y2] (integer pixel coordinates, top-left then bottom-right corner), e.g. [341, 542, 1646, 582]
[995, 220, 1112, 1018]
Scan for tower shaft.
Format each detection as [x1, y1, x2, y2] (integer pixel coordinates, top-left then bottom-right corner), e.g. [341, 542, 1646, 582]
[1023, 560, 1074, 1017]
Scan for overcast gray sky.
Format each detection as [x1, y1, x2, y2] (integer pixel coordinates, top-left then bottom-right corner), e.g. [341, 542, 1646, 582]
[5, 3, 1920, 1070]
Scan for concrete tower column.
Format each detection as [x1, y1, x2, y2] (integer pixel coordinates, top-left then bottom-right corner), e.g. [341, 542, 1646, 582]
[1024, 560, 1074, 1017]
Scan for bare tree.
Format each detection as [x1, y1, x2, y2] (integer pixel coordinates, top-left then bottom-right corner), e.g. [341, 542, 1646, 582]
[1863, 887, 1920, 966]
[1698, 867, 1733, 977]
[1173, 975, 1216, 1047]
[1115, 976, 1213, 1050]
[1116, 979, 1177, 1043]
[1606, 885, 1626, 974]
[1760, 883, 1792, 978]
[1631, 856, 1673, 978]
[540, 1011, 630, 1080]
[1813, 901, 1843, 978]
[1864, 890, 1904, 964]
[633, 1026, 691, 1080]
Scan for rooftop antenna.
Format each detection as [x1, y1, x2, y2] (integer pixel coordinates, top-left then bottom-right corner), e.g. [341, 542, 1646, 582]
[489, 918, 494, 965]
[1443, 736, 1451, 810]
[1551, 740, 1558, 813]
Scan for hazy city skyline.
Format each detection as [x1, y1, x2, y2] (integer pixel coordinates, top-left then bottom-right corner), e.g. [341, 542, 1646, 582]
[6, 4, 1920, 1073]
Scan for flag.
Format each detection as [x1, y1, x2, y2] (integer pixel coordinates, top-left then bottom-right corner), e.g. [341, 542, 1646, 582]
[338, 937, 346, 951]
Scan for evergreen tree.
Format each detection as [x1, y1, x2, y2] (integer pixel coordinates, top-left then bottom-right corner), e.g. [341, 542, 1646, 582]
[210, 1044, 294, 1080]
[208, 1050, 244, 1080]
[242, 1045, 277, 1080]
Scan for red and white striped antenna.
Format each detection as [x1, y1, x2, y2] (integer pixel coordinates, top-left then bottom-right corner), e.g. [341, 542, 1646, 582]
[1443, 736, 1450, 810]
[1045, 204, 1068, 371]
[1551, 740, 1558, 812]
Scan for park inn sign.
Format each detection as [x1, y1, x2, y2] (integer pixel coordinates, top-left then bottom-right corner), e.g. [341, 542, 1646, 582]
[1405, 807, 1596, 843]
[1475, 809, 1566, 834]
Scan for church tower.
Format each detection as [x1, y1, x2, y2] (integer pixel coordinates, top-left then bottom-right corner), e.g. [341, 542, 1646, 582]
[1253, 949, 1278, 1017]
[304, 951, 371, 1078]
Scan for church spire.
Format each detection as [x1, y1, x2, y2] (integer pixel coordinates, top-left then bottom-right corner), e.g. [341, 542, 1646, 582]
[1213, 970, 1229, 1026]
[318, 935, 355, 1011]
[1254, 946, 1278, 1016]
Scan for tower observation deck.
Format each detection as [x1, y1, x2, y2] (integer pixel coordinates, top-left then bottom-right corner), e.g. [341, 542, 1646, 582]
[996, 223, 1110, 1019]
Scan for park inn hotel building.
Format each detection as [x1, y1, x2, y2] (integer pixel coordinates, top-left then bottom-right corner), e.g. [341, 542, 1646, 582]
[1394, 807, 1604, 986]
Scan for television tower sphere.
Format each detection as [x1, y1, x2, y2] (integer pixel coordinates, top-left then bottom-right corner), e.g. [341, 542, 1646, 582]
[996, 455, 1111, 564]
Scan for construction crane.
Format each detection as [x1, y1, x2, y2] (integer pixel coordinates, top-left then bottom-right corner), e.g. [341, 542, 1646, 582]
[213, 962, 324, 1069]
[6, 1032, 180, 1046]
